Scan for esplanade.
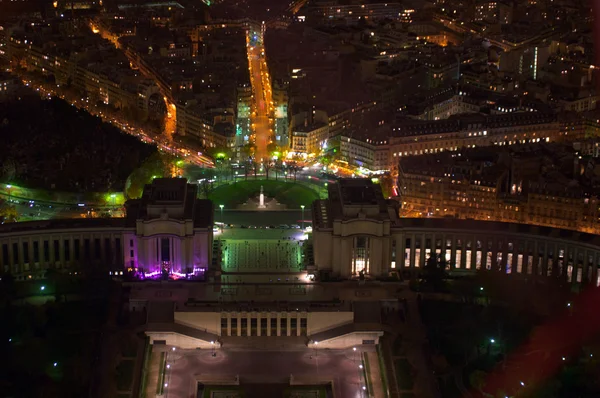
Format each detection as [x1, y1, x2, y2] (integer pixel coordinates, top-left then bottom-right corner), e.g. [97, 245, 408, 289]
[0, 178, 599, 286]
[1, 178, 599, 350]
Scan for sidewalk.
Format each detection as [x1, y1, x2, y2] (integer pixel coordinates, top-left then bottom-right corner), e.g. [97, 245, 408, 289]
[145, 349, 163, 398]
[365, 351, 386, 398]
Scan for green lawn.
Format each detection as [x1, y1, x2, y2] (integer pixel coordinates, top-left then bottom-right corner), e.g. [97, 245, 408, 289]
[363, 353, 374, 395]
[377, 345, 390, 398]
[208, 180, 319, 209]
[156, 352, 166, 395]
[393, 336, 405, 356]
[394, 359, 415, 390]
[115, 360, 135, 391]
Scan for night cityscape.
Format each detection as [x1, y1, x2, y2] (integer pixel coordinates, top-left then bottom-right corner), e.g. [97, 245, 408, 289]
[1, 0, 600, 397]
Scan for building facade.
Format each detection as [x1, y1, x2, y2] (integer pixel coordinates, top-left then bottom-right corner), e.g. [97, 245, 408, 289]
[312, 179, 600, 287]
[0, 179, 213, 281]
[3, 178, 600, 350]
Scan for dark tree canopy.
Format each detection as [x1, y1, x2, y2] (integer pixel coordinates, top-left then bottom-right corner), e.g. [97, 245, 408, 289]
[0, 97, 157, 192]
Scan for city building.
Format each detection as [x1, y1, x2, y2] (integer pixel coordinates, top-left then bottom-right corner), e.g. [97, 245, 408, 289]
[312, 179, 600, 286]
[397, 143, 600, 234]
[7, 27, 165, 118]
[0, 71, 19, 98]
[388, 112, 564, 171]
[0, 179, 213, 281]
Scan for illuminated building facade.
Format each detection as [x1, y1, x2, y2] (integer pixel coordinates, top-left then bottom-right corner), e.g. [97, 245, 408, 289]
[236, 82, 252, 152]
[398, 145, 600, 235]
[273, 79, 289, 148]
[388, 112, 563, 171]
[2, 179, 600, 349]
[310, 2, 404, 24]
[0, 179, 213, 281]
[312, 179, 600, 287]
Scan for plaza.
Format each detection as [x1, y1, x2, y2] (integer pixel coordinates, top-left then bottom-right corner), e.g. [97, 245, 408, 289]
[218, 227, 307, 274]
[152, 344, 371, 398]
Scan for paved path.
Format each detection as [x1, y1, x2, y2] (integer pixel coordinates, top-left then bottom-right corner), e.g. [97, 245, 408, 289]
[366, 351, 385, 398]
[145, 349, 163, 398]
[163, 348, 365, 398]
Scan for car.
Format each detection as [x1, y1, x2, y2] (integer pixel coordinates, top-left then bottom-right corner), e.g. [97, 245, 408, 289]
[241, 225, 248, 229]
[291, 224, 301, 229]
[268, 225, 276, 229]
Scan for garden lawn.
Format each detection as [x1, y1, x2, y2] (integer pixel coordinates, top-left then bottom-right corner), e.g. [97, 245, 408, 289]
[208, 180, 319, 209]
[394, 359, 415, 390]
[116, 360, 135, 391]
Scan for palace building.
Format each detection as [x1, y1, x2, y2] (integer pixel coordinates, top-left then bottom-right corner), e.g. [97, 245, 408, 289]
[0, 178, 213, 281]
[312, 179, 600, 286]
[1, 178, 600, 350]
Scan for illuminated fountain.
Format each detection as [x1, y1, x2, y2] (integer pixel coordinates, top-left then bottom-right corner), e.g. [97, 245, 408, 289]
[238, 185, 286, 210]
[258, 185, 266, 208]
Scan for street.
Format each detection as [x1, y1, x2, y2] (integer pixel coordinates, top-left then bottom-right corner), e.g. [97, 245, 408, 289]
[247, 27, 273, 161]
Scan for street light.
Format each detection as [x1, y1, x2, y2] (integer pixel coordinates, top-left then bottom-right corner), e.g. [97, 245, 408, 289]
[211, 340, 216, 357]
[6, 184, 11, 202]
[301, 205, 305, 230]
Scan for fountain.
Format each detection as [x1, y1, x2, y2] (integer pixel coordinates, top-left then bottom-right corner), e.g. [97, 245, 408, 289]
[258, 185, 266, 208]
[236, 185, 286, 210]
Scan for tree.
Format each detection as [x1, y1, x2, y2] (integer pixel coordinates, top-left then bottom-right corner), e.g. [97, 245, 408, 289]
[0, 272, 16, 305]
[274, 159, 283, 181]
[241, 142, 256, 161]
[0, 199, 18, 223]
[288, 163, 300, 181]
[124, 152, 172, 199]
[469, 370, 487, 392]
[262, 160, 272, 179]
[267, 142, 280, 155]
[199, 180, 212, 198]
[422, 254, 447, 292]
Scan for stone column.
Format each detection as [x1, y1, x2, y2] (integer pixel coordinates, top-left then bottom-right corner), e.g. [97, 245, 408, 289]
[340, 238, 352, 278]
[541, 241, 550, 277]
[49, 237, 56, 266]
[409, 234, 416, 270]
[450, 237, 457, 270]
[246, 313, 251, 337]
[419, 234, 426, 268]
[227, 313, 231, 337]
[17, 238, 24, 268]
[266, 313, 272, 337]
[287, 315, 292, 337]
[69, 236, 75, 269]
[332, 236, 342, 275]
[369, 238, 382, 277]
[276, 313, 281, 337]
